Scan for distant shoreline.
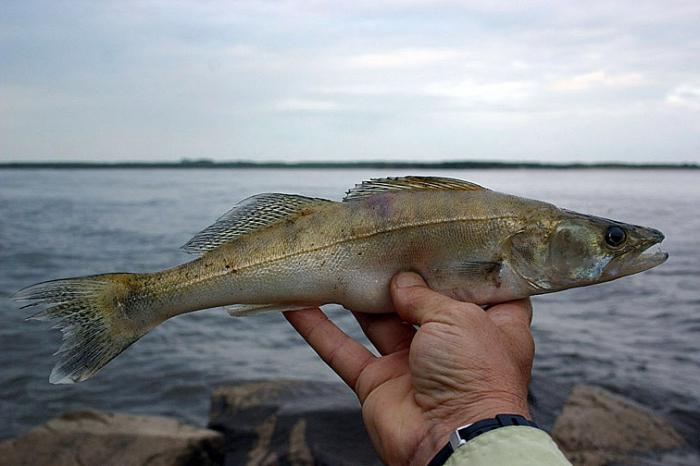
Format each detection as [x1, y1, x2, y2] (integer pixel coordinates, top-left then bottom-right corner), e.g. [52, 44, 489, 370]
[0, 160, 698, 170]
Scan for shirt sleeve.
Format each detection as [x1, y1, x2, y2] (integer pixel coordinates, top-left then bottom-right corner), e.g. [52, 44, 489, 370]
[444, 426, 572, 466]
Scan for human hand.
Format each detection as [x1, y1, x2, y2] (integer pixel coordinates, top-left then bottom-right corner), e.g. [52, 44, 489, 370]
[284, 272, 535, 466]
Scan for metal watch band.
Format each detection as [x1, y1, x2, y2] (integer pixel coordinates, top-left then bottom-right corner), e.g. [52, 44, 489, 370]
[426, 414, 540, 466]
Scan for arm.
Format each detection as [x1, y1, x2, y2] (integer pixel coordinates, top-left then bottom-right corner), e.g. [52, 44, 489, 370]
[284, 272, 571, 466]
[444, 426, 570, 466]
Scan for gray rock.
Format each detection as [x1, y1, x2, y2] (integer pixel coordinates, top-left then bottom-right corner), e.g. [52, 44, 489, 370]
[208, 380, 382, 466]
[5, 379, 690, 466]
[552, 385, 685, 466]
[0, 409, 224, 466]
[668, 407, 700, 451]
[528, 375, 573, 431]
[206, 376, 576, 466]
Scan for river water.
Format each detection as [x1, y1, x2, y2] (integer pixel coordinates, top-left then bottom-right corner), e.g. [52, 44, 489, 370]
[0, 168, 698, 446]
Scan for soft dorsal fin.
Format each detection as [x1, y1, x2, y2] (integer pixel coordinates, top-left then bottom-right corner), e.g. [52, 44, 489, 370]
[182, 193, 332, 254]
[343, 176, 486, 202]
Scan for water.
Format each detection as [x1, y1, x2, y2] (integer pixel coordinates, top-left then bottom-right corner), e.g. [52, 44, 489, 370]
[0, 168, 699, 445]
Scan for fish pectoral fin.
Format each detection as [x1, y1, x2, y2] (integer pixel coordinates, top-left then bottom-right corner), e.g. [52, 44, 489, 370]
[343, 176, 487, 201]
[182, 193, 333, 254]
[432, 261, 502, 279]
[224, 303, 316, 317]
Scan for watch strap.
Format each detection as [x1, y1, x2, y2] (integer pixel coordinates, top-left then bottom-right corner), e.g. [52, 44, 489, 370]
[427, 414, 539, 466]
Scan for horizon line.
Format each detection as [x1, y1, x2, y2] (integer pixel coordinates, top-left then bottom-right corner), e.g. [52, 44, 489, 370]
[0, 159, 698, 170]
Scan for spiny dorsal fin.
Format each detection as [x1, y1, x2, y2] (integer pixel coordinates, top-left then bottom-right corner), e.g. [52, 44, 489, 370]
[343, 176, 486, 202]
[183, 193, 332, 254]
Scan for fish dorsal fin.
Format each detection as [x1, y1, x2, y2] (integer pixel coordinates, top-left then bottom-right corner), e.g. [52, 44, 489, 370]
[183, 193, 332, 254]
[343, 176, 486, 202]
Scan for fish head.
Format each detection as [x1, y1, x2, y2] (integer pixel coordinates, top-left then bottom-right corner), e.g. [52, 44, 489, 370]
[508, 209, 668, 293]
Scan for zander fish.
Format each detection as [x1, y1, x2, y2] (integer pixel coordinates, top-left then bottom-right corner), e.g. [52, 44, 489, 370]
[15, 177, 668, 384]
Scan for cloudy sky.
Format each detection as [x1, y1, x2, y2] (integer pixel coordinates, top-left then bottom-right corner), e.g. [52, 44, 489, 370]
[1, 0, 699, 163]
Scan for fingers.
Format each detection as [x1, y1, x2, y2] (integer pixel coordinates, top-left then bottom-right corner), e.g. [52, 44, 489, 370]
[486, 298, 535, 355]
[284, 308, 375, 391]
[487, 298, 533, 328]
[390, 272, 481, 325]
[391, 272, 534, 353]
[352, 311, 415, 356]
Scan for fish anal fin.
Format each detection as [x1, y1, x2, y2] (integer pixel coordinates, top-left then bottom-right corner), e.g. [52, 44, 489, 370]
[224, 303, 316, 317]
[183, 193, 332, 254]
[344, 176, 487, 202]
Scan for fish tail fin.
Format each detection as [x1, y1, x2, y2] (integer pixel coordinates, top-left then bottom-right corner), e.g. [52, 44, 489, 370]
[14, 273, 158, 384]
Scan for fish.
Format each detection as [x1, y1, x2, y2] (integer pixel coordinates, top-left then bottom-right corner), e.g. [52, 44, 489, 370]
[14, 176, 668, 384]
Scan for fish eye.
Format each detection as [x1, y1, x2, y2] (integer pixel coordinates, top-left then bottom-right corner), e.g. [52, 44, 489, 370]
[605, 226, 626, 248]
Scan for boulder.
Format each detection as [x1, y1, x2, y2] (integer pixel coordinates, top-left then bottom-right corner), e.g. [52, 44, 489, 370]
[552, 385, 685, 466]
[0, 409, 224, 466]
[4, 380, 691, 466]
[208, 379, 381, 466]
[528, 376, 573, 431]
[205, 377, 584, 466]
[668, 407, 700, 451]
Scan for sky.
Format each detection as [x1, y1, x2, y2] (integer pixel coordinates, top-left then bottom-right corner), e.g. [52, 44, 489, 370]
[1, 0, 699, 163]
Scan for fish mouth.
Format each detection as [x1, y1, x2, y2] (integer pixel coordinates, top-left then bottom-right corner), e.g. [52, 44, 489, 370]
[623, 245, 669, 275]
[604, 230, 668, 278]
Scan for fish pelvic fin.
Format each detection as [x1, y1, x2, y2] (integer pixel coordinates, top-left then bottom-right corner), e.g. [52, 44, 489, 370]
[14, 273, 157, 384]
[183, 193, 333, 254]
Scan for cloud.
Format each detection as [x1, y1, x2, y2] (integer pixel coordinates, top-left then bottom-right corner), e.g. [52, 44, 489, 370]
[1, 0, 699, 162]
[666, 84, 700, 111]
[344, 48, 464, 69]
[551, 71, 645, 92]
[425, 80, 535, 105]
[274, 98, 339, 112]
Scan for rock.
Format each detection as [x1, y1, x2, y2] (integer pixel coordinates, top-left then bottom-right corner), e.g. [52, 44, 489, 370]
[208, 379, 382, 466]
[528, 375, 573, 431]
[0, 409, 224, 466]
[5, 380, 689, 466]
[552, 385, 685, 466]
[668, 407, 700, 451]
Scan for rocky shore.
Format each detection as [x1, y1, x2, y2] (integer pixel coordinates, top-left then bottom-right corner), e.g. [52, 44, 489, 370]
[1, 378, 695, 466]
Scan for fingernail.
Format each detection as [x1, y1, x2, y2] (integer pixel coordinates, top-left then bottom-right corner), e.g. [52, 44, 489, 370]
[395, 272, 424, 289]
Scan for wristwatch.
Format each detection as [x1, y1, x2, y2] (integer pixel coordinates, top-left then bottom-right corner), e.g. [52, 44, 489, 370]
[427, 414, 540, 466]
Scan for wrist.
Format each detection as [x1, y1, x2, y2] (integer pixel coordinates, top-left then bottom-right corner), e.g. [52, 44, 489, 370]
[410, 397, 531, 466]
[426, 414, 540, 466]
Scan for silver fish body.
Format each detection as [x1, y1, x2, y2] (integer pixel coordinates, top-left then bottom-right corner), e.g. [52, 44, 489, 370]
[15, 177, 668, 383]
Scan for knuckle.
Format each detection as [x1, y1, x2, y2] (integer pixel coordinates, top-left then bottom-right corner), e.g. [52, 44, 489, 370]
[432, 303, 467, 323]
[401, 286, 430, 311]
[352, 356, 376, 400]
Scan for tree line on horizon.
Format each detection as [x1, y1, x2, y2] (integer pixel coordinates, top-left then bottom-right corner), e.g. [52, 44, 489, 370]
[0, 159, 697, 169]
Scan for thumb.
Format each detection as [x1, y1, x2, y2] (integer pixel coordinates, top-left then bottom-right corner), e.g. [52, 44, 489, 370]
[390, 272, 467, 325]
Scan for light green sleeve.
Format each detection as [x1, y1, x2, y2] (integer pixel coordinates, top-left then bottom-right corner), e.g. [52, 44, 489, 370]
[444, 426, 572, 466]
